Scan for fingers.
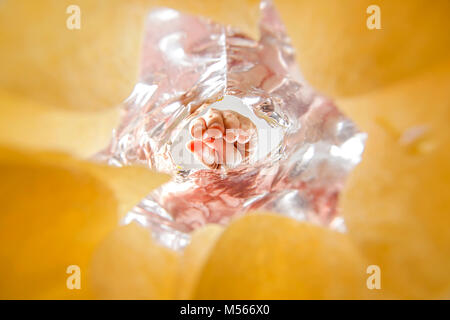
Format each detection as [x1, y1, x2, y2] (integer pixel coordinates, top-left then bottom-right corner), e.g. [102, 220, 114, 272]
[236, 113, 256, 144]
[222, 111, 240, 143]
[188, 108, 257, 169]
[186, 140, 217, 169]
[186, 139, 242, 169]
[190, 117, 206, 140]
[203, 108, 224, 139]
[214, 139, 243, 168]
[223, 111, 256, 144]
[237, 131, 251, 144]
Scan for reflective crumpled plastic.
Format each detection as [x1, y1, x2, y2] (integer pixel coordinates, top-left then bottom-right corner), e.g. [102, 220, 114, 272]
[97, 0, 366, 249]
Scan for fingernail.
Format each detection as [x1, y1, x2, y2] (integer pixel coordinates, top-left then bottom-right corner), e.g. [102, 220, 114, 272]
[186, 140, 196, 152]
[191, 123, 205, 139]
[203, 127, 223, 139]
[225, 129, 237, 143]
[237, 133, 250, 144]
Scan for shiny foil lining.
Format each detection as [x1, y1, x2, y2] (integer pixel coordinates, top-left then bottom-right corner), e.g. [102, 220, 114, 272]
[97, 0, 365, 249]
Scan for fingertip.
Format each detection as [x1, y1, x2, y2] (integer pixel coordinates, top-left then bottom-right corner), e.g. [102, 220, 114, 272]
[224, 129, 238, 143]
[237, 133, 251, 144]
[210, 124, 225, 134]
[186, 140, 196, 153]
[203, 127, 223, 139]
[202, 145, 217, 166]
[190, 118, 206, 139]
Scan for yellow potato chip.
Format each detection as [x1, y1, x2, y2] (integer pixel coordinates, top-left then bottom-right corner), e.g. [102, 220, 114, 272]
[274, 0, 450, 97]
[0, 90, 119, 158]
[177, 224, 224, 299]
[0, 0, 151, 111]
[194, 214, 380, 299]
[0, 151, 117, 299]
[336, 59, 450, 135]
[0, 148, 169, 218]
[341, 126, 450, 298]
[0, 147, 169, 298]
[89, 222, 179, 299]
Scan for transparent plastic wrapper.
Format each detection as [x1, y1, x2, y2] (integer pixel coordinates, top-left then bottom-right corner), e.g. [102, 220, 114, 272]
[96, 0, 366, 249]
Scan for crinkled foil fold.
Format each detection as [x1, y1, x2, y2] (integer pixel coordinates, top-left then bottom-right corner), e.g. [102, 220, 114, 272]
[97, 0, 366, 249]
